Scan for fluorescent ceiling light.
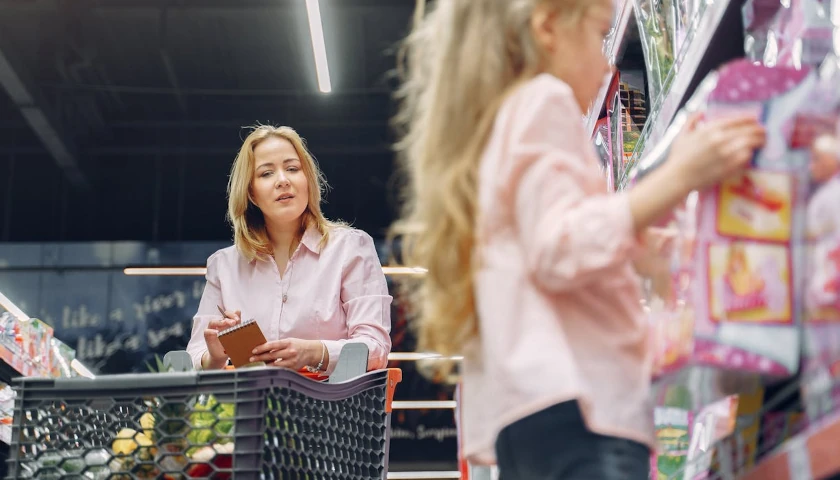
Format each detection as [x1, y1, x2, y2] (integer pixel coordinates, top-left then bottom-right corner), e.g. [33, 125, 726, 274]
[124, 266, 427, 276]
[305, 0, 332, 93]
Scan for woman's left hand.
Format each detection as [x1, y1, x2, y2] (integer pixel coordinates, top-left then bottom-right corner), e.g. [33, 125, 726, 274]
[249, 338, 324, 370]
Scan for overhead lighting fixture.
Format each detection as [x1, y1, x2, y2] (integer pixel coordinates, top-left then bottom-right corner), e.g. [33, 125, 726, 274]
[124, 266, 427, 276]
[305, 0, 332, 93]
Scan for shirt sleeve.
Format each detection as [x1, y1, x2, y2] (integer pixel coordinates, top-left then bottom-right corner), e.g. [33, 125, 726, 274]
[186, 251, 225, 370]
[507, 77, 641, 292]
[322, 231, 393, 375]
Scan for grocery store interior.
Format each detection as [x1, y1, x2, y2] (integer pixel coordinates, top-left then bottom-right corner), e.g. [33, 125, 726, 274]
[0, 0, 838, 479]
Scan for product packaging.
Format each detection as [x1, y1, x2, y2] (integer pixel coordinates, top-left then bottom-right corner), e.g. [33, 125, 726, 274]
[688, 60, 820, 379]
[633, 0, 680, 103]
[593, 117, 615, 191]
[651, 407, 693, 480]
[772, 0, 836, 68]
[800, 59, 840, 421]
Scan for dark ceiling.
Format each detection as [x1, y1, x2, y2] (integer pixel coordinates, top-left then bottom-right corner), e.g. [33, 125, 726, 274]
[0, 0, 414, 243]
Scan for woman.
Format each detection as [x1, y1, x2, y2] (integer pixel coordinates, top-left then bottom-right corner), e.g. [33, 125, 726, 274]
[187, 125, 392, 374]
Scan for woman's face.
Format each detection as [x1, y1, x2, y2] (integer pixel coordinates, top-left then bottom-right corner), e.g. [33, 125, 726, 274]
[250, 136, 310, 229]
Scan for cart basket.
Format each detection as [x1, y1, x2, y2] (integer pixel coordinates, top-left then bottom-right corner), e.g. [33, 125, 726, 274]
[6, 366, 402, 480]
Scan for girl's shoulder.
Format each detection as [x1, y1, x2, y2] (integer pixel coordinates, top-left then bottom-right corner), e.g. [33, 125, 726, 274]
[497, 74, 583, 139]
[508, 73, 575, 109]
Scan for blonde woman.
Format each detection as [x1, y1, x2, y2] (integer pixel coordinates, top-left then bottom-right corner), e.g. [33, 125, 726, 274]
[393, 0, 765, 478]
[187, 125, 392, 375]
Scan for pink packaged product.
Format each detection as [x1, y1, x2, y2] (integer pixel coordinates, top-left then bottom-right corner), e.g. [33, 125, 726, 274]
[801, 107, 840, 420]
[648, 212, 695, 380]
[742, 0, 785, 63]
[767, 0, 835, 68]
[685, 59, 819, 378]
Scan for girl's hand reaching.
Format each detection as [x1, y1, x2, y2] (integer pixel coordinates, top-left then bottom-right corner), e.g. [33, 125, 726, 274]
[628, 113, 766, 234]
[668, 113, 767, 193]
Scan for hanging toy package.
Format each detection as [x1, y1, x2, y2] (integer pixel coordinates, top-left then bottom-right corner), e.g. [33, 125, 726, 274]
[631, 77, 718, 386]
[773, 0, 835, 68]
[647, 209, 697, 381]
[742, 0, 785, 64]
[687, 59, 827, 379]
[800, 56, 840, 421]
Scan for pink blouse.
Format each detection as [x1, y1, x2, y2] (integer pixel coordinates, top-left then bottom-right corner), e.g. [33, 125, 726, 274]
[187, 226, 393, 374]
[461, 74, 655, 464]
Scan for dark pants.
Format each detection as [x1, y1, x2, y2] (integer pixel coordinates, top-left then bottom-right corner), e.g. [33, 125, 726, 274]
[495, 401, 651, 480]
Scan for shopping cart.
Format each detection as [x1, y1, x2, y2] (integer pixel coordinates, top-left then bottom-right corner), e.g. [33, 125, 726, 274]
[6, 346, 402, 479]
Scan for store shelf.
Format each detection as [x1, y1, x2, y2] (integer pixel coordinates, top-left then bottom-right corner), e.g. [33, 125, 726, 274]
[631, 0, 746, 162]
[742, 411, 840, 480]
[584, 0, 634, 135]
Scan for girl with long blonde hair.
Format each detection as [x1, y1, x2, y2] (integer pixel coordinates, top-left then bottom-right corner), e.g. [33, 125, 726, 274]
[393, 0, 765, 477]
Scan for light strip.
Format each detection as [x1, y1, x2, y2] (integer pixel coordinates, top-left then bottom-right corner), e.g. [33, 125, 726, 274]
[305, 0, 332, 93]
[387, 473, 460, 479]
[0, 291, 30, 321]
[388, 352, 463, 361]
[124, 266, 428, 276]
[124, 267, 206, 276]
[381, 266, 428, 276]
[391, 400, 457, 410]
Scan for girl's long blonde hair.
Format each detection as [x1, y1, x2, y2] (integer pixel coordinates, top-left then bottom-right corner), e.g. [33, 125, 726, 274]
[228, 125, 340, 261]
[391, 0, 588, 362]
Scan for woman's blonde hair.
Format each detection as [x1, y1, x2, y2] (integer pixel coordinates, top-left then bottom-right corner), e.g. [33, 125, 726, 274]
[391, 0, 590, 362]
[228, 125, 340, 261]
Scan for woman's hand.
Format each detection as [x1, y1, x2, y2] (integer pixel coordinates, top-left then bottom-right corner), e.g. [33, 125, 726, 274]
[668, 113, 766, 193]
[249, 338, 327, 371]
[201, 310, 241, 370]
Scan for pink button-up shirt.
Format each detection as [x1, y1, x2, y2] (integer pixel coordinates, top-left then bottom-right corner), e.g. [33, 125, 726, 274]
[187, 226, 393, 374]
[461, 74, 655, 464]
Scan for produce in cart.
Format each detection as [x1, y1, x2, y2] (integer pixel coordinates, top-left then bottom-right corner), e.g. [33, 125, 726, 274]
[106, 394, 236, 479]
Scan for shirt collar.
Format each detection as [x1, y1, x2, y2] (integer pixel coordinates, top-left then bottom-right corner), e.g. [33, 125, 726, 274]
[300, 225, 324, 255]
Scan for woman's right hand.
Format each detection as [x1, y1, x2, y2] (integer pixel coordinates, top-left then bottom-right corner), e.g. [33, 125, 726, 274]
[201, 310, 241, 369]
[668, 113, 767, 193]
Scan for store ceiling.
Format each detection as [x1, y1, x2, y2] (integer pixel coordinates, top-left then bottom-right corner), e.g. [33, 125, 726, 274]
[0, 0, 413, 242]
